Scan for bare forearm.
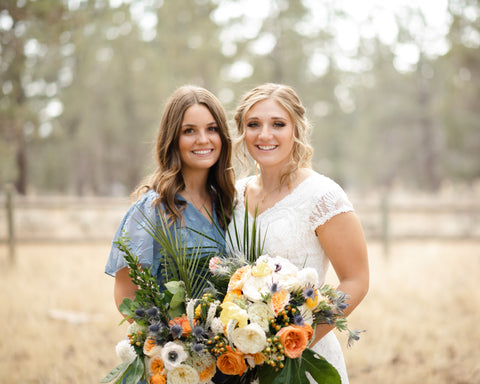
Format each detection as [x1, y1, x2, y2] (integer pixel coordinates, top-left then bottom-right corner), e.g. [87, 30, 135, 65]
[114, 267, 139, 321]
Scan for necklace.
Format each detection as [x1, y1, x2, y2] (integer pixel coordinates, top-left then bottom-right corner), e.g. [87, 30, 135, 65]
[259, 181, 284, 204]
[182, 191, 211, 214]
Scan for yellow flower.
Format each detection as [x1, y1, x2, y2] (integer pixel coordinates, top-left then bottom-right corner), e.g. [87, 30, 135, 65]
[220, 302, 248, 328]
[222, 289, 243, 304]
[251, 262, 272, 277]
[305, 288, 319, 310]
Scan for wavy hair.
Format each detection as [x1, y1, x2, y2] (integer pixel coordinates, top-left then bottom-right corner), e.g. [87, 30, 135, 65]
[233, 83, 313, 186]
[134, 85, 235, 229]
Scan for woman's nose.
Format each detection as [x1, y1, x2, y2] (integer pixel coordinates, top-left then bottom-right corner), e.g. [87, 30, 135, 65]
[258, 125, 271, 140]
[196, 129, 208, 143]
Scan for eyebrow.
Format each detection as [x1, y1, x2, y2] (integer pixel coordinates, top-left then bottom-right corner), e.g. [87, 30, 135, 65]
[246, 116, 288, 121]
[182, 121, 217, 128]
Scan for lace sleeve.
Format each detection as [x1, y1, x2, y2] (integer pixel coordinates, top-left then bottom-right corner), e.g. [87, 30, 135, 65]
[308, 180, 354, 231]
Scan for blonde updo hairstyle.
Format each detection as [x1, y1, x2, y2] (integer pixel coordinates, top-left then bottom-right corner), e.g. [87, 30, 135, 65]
[233, 83, 313, 186]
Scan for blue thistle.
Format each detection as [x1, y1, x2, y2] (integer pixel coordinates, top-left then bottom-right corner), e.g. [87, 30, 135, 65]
[134, 308, 145, 318]
[192, 325, 206, 340]
[293, 313, 305, 326]
[303, 287, 316, 300]
[170, 324, 183, 339]
[270, 282, 280, 294]
[192, 342, 205, 354]
[146, 307, 159, 317]
[149, 323, 161, 333]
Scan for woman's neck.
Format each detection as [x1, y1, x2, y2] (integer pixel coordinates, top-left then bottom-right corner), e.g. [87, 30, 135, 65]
[182, 169, 210, 198]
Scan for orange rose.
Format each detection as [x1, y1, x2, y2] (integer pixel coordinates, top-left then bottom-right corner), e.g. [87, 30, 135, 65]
[271, 290, 290, 315]
[199, 361, 216, 382]
[143, 336, 160, 357]
[228, 265, 251, 291]
[252, 352, 266, 365]
[149, 373, 166, 384]
[216, 346, 247, 376]
[170, 315, 192, 336]
[148, 355, 164, 375]
[297, 323, 313, 340]
[276, 325, 309, 359]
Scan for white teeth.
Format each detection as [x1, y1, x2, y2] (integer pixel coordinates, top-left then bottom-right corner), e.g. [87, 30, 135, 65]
[258, 145, 276, 150]
[193, 149, 212, 155]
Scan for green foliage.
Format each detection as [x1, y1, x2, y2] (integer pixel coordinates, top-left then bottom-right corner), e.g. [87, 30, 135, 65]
[137, 208, 214, 299]
[257, 348, 341, 384]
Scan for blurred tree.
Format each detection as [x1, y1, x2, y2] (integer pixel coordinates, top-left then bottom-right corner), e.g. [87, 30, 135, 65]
[0, 0, 68, 194]
[1, 0, 479, 196]
[55, 1, 159, 195]
[438, 0, 480, 181]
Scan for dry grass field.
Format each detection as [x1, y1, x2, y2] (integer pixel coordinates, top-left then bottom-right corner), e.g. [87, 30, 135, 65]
[0, 239, 479, 384]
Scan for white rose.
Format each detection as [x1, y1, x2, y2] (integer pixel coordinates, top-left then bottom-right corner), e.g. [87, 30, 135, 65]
[295, 267, 320, 289]
[247, 302, 274, 331]
[268, 256, 298, 291]
[232, 323, 267, 354]
[115, 340, 137, 364]
[256, 254, 272, 264]
[127, 321, 147, 336]
[210, 317, 225, 335]
[161, 341, 188, 371]
[167, 364, 200, 384]
[242, 275, 272, 302]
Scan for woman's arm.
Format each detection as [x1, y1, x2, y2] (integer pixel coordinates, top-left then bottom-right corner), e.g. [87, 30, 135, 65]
[114, 267, 139, 321]
[310, 211, 369, 346]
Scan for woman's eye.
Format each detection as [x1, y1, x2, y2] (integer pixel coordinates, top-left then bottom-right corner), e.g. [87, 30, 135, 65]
[274, 121, 285, 128]
[183, 128, 194, 134]
[208, 126, 219, 132]
[246, 122, 259, 128]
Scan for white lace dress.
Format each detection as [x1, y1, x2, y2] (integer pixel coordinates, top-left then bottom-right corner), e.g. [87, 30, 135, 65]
[229, 172, 354, 384]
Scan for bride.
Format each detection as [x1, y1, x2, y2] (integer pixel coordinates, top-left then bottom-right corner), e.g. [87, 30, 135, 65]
[230, 83, 369, 384]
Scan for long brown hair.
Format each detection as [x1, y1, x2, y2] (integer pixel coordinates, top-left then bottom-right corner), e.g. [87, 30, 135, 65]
[134, 85, 235, 229]
[234, 83, 313, 186]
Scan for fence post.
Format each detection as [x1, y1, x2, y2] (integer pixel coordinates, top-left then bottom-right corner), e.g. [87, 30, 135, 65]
[381, 191, 390, 258]
[5, 184, 16, 264]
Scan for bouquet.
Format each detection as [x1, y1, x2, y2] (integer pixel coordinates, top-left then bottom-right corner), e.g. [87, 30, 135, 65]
[102, 203, 362, 384]
[206, 252, 361, 384]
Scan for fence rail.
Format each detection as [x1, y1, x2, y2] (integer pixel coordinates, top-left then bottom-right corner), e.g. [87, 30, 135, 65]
[1, 193, 479, 246]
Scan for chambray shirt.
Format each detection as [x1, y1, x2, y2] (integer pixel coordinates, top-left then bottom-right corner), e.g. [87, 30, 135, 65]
[105, 189, 225, 285]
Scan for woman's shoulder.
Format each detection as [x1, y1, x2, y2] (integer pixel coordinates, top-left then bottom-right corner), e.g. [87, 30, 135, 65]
[134, 189, 159, 206]
[302, 170, 345, 195]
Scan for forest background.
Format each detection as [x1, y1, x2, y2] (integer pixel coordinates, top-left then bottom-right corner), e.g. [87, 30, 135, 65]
[1, 0, 479, 197]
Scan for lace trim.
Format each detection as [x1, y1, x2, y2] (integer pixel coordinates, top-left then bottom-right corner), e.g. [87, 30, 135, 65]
[308, 185, 354, 231]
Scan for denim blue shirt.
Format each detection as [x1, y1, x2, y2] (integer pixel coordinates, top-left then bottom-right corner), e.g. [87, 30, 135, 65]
[105, 190, 225, 285]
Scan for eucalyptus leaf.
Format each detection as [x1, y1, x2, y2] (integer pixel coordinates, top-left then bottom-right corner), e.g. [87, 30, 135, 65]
[165, 280, 186, 317]
[100, 362, 129, 383]
[119, 298, 134, 317]
[124, 356, 145, 384]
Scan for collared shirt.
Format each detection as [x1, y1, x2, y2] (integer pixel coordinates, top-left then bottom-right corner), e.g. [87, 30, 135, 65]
[105, 189, 225, 286]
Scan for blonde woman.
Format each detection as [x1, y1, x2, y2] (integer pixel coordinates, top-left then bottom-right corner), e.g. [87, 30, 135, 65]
[231, 83, 369, 384]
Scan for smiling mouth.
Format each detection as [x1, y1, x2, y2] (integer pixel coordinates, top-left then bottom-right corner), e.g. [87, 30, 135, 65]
[192, 149, 213, 155]
[257, 145, 277, 151]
